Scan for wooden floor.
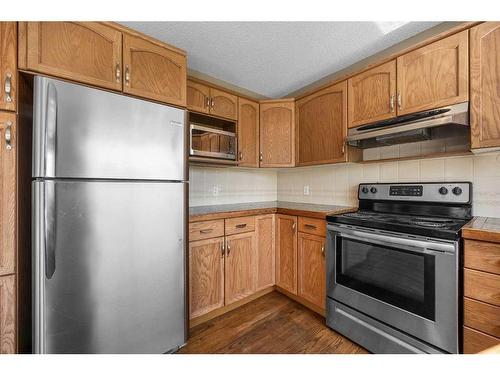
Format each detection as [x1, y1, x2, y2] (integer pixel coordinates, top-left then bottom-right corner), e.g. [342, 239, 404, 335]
[178, 291, 368, 354]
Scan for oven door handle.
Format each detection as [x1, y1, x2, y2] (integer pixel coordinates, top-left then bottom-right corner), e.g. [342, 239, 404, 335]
[330, 225, 455, 254]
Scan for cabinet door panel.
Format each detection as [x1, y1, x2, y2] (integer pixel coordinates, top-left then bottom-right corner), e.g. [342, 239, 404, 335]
[238, 98, 259, 167]
[0, 22, 17, 111]
[187, 80, 210, 114]
[260, 100, 295, 167]
[189, 237, 224, 319]
[210, 88, 238, 120]
[0, 274, 16, 353]
[123, 34, 187, 106]
[0, 113, 16, 277]
[225, 232, 256, 305]
[348, 60, 396, 127]
[396, 31, 468, 115]
[276, 215, 297, 294]
[296, 82, 347, 166]
[470, 22, 500, 149]
[298, 233, 326, 309]
[255, 215, 275, 291]
[26, 22, 122, 91]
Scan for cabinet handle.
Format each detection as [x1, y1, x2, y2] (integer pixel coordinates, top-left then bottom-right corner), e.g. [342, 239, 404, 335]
[397, 92, 402, 110]
[239, 151, 243, 161]
[4, 121, 12, 150]
[305, 224, 317, 230]
[226, 242, 231, 256]
[390, 94, 395, 112]
[4, 73, 12, 103]
[292, 222, 296, 231]
[206, 97, 210, 109]
[235, 223, 247, 229]
[221, 241, 225, 258]
[125, 65, 130, 86]
[199, 228, 213, 234]
[342, 143, 345, 154]
[210, 98, 214, 108]
[321, 244, 325, 257]
[259, 152, 263, 162]
[115, 63, 121, 83]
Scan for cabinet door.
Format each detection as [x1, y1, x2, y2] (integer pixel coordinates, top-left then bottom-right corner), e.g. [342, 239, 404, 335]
[255, 214, 275, 291]
[296, 81, 347, 166]
[187, 80, 210, 114]
[189, 237, 224, 319]
[298, 232, 326, 309]
[0, 274, 16, 353]
[0, 23, 16, 112]
[210, 88, 238, 120]
[260, 100, 295, 167]
[470, 22, 500, 149]
[225, 232, 256, 305]
[348, 60, 396, 127]
[0, 112, 16, 277]
[26, 22, 122, 91]
[238, 98, 259, 167]
[123, 34, 187, 107]
[396, 31, 468, 115]
[276, 214, 297, 294]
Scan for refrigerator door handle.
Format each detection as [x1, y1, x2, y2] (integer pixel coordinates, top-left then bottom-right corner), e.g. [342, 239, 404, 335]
[44, 182, 56, 279]
[45, 82, 58, 177]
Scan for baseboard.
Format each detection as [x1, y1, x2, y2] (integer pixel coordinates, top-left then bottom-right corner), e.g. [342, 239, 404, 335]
[274, 286, 326, 317]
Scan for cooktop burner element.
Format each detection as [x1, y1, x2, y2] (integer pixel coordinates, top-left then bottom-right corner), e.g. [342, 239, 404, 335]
[327, 182, 472, 240]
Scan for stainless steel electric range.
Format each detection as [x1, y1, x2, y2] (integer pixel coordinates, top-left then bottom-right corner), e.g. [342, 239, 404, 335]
[325, 182, 472, 354]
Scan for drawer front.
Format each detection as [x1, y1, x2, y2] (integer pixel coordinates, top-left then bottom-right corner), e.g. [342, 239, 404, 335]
[463, 326, 500, 354]
[225, 216, 255, 236]
[464, 297, 500, 338]
[189, 220, 225, 242]
[464, 268, 500, 306]
[464, 239, 500, 275]
[298, 217, 326, 237]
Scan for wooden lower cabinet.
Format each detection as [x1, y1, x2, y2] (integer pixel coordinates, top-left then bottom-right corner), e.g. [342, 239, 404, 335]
[0, 22, 17, 112]
[0, 274, 16, 354]
[297, 233, 326, 310]
[188, 237, 225, 319]
[255, 214, 275, 290]
[275, 214, 298, 294]
[225, 232, 256, 304]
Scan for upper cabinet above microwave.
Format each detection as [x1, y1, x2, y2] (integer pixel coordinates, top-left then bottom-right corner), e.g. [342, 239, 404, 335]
[187, 79, 238, 120]
[347, 31, 469, 127]
[18, 22, 187, 107]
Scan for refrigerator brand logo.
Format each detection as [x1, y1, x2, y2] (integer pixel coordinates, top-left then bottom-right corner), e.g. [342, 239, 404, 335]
[170, 121, 183, 127]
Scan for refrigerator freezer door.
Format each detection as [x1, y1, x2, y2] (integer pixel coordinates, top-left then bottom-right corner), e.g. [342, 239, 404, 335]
[33, 180, 186, 353]
[33, 76, 186, 181]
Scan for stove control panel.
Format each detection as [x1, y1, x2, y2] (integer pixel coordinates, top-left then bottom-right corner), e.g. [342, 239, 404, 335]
[359, 182, 471, 203]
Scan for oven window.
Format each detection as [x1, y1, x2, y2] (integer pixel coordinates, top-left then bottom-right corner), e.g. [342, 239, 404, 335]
[336, 237, 435, 320]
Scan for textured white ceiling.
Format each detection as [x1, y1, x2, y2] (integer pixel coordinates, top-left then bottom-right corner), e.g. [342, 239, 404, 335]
[122, 22, 440, 98]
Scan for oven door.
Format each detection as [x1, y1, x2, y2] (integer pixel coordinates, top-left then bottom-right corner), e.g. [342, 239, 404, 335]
[326, 224, 458, 353]
[190, 124, 236, 160]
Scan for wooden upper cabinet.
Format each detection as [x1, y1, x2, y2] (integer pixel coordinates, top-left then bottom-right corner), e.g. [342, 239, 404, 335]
[238, 98, 259, 167]
[188, 237, 224, 319]
[210, 88, 237, 120]
[225, 232, 256, 305]
[123, 34, 187, 106]
[296, 81, 347, 166]
[0, 275, 16, 353]
[0, 22, 16, 112]
[255, 214, 275, 291]
[348, 60, 396, 127]
[187, 80, 210, 114]
[0, 112, 16, 277]
[298, 232, 326, 310]
[276, 214, 297, 294]
[26, 22, 123, 91]
[260, 99, 295, 167]
[470, 22, 500, 149]
[396, 30, 468, 115]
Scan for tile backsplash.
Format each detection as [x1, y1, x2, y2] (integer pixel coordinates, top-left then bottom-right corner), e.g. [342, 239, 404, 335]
[189, 152, 500, 218]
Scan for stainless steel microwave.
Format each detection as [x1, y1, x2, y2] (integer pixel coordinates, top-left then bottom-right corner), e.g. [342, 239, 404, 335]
[189, 124, 237, 160]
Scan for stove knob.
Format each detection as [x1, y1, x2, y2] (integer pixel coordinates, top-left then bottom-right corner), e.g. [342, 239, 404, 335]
[452, 187, 462, 195]
[361, 187, 369, 194]
[439, 186, 448, 195]
[370, 187, 378, 194]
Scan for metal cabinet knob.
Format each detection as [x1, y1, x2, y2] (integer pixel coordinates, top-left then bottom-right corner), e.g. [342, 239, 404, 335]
[4, 121, 12, 150]
[115, 63, 121, 83]
[4, 73, 12, 103]
[390, 94, 395, 112]
[397, 92, 402, 110]
[259, 152, 263, 162]
[125, 66, 130, 86]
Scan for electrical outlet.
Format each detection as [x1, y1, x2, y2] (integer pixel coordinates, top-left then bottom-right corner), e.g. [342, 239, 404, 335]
[303, 185, 310, 196]
[213, 185, 220, 197]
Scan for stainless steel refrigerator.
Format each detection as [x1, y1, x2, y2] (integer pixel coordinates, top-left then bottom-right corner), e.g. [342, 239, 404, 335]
[32, 76, 187, 354]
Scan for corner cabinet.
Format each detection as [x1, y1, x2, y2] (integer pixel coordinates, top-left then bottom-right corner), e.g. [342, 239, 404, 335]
[255, 214, 275, 290]
[123, 34, 187, 107]
[275, 214, 297, 294]
[0, 22, 16, 112]
[238, 98, 259, 167]
[296, 81, 348, 166]
[259, 99, 295, 167]
[470, 22, 500, 150]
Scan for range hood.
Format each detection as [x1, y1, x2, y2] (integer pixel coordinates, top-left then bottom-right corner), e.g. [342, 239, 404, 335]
[346, 102, 469, 149]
